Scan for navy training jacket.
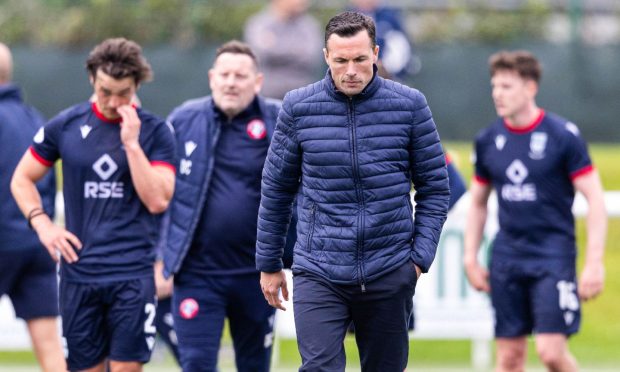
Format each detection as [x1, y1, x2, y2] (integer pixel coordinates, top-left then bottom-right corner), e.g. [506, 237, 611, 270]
[161, 96, 284, 278]
[0, 84, 55, 251]
[256, 69, 450, 286]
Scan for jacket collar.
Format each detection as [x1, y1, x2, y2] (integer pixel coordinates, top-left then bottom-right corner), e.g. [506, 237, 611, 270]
[324, 64, 381, 102]
[0, 83, 22, 101]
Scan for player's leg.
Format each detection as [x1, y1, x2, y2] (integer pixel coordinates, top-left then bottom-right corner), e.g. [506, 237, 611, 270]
[534, 334, 577, 372]
[6, 249, 65, 371]
[26, 318, 65, 372]
[351, 262, 415, 372]
[108, 360, 143, 372]
[227, 273, 276, 372]
[106, 277, 157, 371]
[531, 262, 580, 372]
[489, 260, 532, 372]
[59, 280, 109, 371]
[495, 337, 527, 372]
[172, 276, 227, 371]
[292, 270, 351, 372]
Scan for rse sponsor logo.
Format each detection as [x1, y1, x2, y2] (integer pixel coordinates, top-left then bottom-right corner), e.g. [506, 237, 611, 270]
[84, 154, 124, 198]
[501, 184, 536, 201]
[502, 159, 537, 201]
[84, 181, 124, 198]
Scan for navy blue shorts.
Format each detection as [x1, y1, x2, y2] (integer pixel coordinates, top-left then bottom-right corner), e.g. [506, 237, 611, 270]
[0, 249, 58, 320]
[490, 257, 580, 338]
[59, 277, 156, 370]
[172, 272, 275, 372]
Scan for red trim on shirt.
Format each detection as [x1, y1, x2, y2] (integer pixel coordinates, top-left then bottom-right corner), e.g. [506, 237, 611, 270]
[570, 165, 594, 181]
[29, 147, 54, 167]
[473, 175, 490, 185]
[91, 102, 122, 124]
[504, 109, 545, 134]
[151, 161, 176, 174]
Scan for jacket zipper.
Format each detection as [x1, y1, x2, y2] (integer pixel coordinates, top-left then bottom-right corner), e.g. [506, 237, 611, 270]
[348, 98, 366, 292]
[306, 203, 317, 252]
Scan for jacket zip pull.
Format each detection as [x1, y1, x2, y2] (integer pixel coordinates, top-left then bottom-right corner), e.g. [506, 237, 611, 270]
[361, 282, 366, 293]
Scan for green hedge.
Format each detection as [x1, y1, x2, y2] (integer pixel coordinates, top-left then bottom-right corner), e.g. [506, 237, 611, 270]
[0, 0, 555, 47]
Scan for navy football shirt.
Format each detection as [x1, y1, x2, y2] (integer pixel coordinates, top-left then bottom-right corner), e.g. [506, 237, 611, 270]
[31, 102, 176, 282]
[474, 110, 592, 260]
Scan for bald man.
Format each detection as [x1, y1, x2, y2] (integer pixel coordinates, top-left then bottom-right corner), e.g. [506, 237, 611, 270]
[0, 43, 65, 371]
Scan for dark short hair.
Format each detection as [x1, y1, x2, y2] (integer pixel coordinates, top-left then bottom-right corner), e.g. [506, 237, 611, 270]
[324, 11, 376, 49]
[489, 50, 542, 83]
[214, 40, 259, 69]
[86, 38, 153, 84]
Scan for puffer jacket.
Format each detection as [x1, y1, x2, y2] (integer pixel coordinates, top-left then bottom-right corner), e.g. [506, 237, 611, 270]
[256, 69, 450, 287]
[161, 96, 281, 278]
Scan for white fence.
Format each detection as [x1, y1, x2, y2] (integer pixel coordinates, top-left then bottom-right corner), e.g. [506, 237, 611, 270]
[2, 192, 619, 367]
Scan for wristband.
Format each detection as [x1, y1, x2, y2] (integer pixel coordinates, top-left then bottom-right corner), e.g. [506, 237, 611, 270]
[27, 207, 47, 229]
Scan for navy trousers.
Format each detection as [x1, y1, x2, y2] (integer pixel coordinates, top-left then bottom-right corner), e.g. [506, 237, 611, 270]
[173, 272, 275, 372]
[293, 261, 417, 372]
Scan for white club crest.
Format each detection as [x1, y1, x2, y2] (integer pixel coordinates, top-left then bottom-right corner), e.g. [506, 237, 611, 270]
[185, 141, 197, 157]
[529, 132, 547, 159]
[246, 119, 267, 140]
[80, 125, 92, 139]
[495, 135, 506, 151]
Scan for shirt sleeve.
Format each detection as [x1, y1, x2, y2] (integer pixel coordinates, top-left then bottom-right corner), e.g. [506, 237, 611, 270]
[562, 122, 593, 180]
[31, 115, 63, 167]
[473, 134, 491, 184]
[148, 119, 178, 173]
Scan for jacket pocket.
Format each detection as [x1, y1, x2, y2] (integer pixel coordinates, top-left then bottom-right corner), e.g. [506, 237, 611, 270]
[306, 203, 317, 252]
[404, 194, 414, 232]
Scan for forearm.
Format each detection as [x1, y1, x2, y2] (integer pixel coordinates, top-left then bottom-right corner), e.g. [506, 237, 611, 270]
[584, 196, 607, 265]
[11, 154, 50, 221]
[124, 142, 174, 214]
[464, 203, 488, 266]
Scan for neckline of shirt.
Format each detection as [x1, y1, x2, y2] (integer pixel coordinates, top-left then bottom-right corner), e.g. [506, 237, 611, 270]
[503, 109, 545, 134]
[91, 102, 122, 124]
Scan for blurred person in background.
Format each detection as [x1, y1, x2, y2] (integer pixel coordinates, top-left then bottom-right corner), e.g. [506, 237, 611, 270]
[161, 40, 287, 372]
[11, 38, 176, 372]
[349, 0, 419, 80]
[465, 50, 607, 372]
[244, 0, 322, 99]
[0, 42, 65, 372]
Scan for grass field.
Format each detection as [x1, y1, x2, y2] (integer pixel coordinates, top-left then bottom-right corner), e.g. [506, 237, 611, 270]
[1, 142, 618, 371]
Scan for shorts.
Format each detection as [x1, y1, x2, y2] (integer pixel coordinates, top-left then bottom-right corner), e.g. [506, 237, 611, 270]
[0, 248, 58, 320]
[490, 258, 580, 338]
[60, 277, 156, 370]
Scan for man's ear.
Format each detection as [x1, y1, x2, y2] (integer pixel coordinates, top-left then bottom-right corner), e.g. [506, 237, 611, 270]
[255, 72, 264, 94]
[526, 79, 538, 99]
[323, 48, 329, 65]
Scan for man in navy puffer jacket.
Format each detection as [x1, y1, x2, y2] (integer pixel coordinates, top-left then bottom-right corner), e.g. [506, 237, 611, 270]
[257, 12, 450, 372]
